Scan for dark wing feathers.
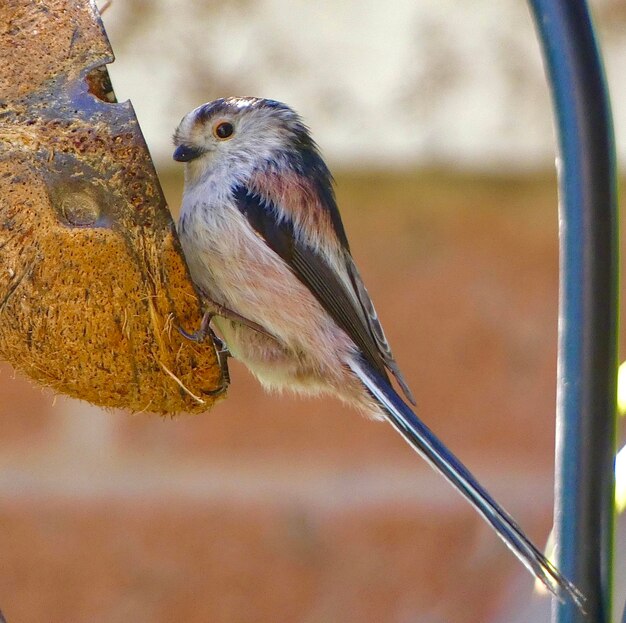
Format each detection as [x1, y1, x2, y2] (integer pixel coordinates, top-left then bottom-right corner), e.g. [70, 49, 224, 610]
[233, 184, 415, 405]
[345, 257, 416, 404]
[290, 245, 390, 382]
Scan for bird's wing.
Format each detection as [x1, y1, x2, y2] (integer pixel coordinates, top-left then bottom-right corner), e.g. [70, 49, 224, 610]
[232, 182, 414, 404]
[343, 253, 415, 403]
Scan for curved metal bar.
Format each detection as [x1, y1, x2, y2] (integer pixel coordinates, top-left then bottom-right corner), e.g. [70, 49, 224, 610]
[527, 1, 618, 622]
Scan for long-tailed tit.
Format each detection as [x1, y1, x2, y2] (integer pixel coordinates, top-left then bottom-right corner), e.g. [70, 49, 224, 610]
[173, 97, 581, 607]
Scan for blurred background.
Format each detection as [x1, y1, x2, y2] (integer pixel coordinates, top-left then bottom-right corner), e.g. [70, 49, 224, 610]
[1, 1, 625, 621]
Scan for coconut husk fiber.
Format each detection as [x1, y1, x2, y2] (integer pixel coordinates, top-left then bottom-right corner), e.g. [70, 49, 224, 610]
[0, 0, 226, 414]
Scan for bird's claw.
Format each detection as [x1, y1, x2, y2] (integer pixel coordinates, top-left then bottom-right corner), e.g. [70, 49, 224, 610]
[178, 309, 231, 395]
[177, 325, 206, 343]
[177, 309, 214, 343]
[206, 344, 231, 396]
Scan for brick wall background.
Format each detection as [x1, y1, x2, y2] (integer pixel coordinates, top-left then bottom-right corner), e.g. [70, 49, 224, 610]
[0, 172, 621, 622]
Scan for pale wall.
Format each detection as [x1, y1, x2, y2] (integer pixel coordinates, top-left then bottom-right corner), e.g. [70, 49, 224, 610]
[102, 0, 626, 172]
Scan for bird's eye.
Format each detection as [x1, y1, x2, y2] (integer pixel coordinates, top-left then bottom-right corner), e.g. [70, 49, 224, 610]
[214, 121, 234, 140]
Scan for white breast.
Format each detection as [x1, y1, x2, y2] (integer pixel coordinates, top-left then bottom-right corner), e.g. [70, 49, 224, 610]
[176, 172, 361, 400]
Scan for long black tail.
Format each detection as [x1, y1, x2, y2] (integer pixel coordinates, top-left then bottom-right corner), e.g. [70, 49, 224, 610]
[348, 357, 584, 610]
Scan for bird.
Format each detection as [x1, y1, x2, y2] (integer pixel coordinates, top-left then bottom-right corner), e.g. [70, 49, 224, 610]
[173, 96, 582, 608]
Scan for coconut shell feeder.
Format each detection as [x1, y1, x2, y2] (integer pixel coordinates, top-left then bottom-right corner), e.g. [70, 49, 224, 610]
[0, 0, 226, 414]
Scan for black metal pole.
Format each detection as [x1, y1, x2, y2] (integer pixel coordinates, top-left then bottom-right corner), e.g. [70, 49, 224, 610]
[527, 2, 618, 622]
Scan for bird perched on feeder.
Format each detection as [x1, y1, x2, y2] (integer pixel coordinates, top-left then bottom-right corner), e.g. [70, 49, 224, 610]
[173, 96, 582, 607]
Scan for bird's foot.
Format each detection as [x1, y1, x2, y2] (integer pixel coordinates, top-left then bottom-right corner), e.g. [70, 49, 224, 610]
[206, 340, 231, 396]
[179, 301, 270, 343]
[178, 308, 214, 343]
[178, 308, 232, 395]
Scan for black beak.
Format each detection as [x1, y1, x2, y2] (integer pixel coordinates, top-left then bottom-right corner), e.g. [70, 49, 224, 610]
[173, 144, 204, 162]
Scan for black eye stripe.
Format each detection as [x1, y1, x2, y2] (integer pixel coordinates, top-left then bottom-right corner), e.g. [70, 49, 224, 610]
[215, 122, 234, 139]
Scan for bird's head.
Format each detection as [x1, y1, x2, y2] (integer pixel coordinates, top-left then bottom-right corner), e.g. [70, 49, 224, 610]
[173, 97, 319, 185]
